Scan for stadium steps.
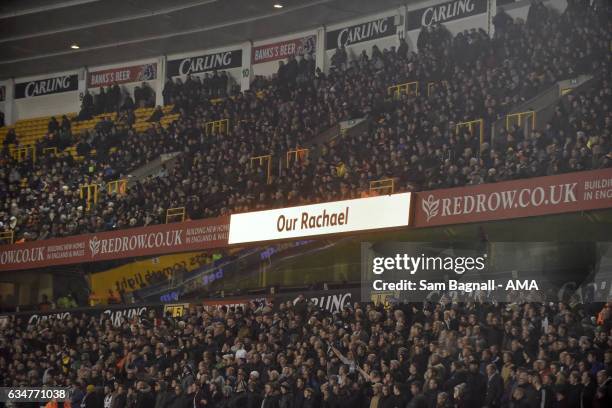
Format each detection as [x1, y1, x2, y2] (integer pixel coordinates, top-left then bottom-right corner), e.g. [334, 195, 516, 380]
[305, 117, 369, 163]
[125, 151, 183, 185]
[491, 74, 594, 145]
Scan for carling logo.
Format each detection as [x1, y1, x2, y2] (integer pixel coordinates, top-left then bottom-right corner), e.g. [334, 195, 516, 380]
[422, 195, 440, 222]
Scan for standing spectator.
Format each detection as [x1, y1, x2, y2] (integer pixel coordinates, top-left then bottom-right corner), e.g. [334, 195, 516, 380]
[486, 364, 503, 408]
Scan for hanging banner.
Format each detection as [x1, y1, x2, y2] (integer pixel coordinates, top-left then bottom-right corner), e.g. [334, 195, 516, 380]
[273, 288, 361, 314]
[167, 49, 242, 77]
[326, 16, 397, 50]
[90, 251, 216, 295]
[414, 169, 612, 227]
[229, 193, 413, 245]
[8, 304, 163, 328]
[202, 296, 270, 311]
[88, 63, 157, 88]
[252, 35, 316, 64]
[406, 0, 488, 31]
[0, 217, 229, 272]
[14, 74, 79, 99]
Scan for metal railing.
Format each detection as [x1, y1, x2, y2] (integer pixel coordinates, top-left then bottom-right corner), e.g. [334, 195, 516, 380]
[388, 81, 419, 99]
[369, 179, 395, 195]
[80, 184, 99, 211]
[250, 155, 272, 184]
[505, 111, 536, 131]
[166, 207, 186, 223]
[205, 119, 229, 135]
[456, 119, 485, 148]
[107, 179, 128, 195]
[10, 144, 36, 163]
[0, 231, 14, 245]
[286, 148, 309, 168]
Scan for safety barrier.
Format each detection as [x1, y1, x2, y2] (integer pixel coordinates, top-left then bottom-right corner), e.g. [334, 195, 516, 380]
[286, 148, 309, 168]
[107, 179, 128, 195]
[250, 155, 272, 184]
[456, 119, 485, 148]
[42, 147, 58, 156]
[166, 207, 186, 223]
[505, 111, 536, 131]
[0, 231, 14, 245]
[388, 81, 419, 99]
[369, 178, 395, 195]
[10, 144, 36, 163]
[426, 81, 449, 96]
[80, 184, 99, 211]
[205, 119, 229, 135]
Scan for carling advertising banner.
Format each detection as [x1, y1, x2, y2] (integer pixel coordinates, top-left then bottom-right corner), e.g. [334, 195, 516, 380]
[326, 16, 397, 50]
[415, 169, 612, 227]
[5, 304, 163, 328]
[252, 35, 316, 64]
[202, 296, 270, 311]
[406, 0, 488, 31]
[0, 217, 229, 272]
[167, 49, 242, 77]
[273, 288, 361, 314]
[228, 193, 413, 245]
[14, 74, 79, 99]
[88, 63, 157, 88]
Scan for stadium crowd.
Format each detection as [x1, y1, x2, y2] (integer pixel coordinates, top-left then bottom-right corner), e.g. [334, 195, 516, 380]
[0, 298, 611, 407]
[0, 0, 610, 241]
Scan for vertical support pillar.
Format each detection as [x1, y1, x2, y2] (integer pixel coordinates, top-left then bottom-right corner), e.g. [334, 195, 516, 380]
[240, 41, 253, 92]
[157, 55, 166, 106]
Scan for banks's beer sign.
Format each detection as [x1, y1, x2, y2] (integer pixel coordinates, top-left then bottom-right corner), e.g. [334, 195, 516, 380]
[406, 0, 488, 30]
[414, 169, 612, 227]
[0, 217, 229, 271]
[228, 193, 413, 244]
[88, 63, 157, 88]
[167, 50, 242, 76]
[326, 16, 397, 50]
[253, 35, 316, 64]
[15, 74, 79, 99]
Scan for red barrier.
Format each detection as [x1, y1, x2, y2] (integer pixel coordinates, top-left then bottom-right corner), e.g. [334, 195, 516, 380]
[414, 168, 612, 227]
[0, 217, 229, 272]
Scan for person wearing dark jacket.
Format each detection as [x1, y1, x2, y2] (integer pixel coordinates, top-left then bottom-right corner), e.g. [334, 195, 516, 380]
[594, 370, 612, 408]
[466, 361, 486, 407]
[111, 385, 127, 408]
[485, 364, 503, 408]
[134, 381, 155, 408]
[279, 382, 294, 408]
[509, 387, 531, 408]
[407, 381, 427, 408]
[581, 371, 596, 408]
[301, 388, 315, 408]
[168, 384, 190, 408]
[246, 382, 262, 408]
[155, 381, 172, 408]
[81, 385, 102, 408]
[261, 382, 281, 408]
